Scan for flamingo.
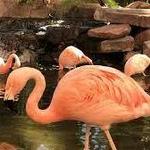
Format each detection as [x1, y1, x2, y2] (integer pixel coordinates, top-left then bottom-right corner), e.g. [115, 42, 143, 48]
[58, 46, 93, 70]
[0, 53, 21, 98]
[124, 54, 150, 76]
[4, 65, 150, 150]
[58, 45, 93, 82]
[0, 53, 21, 74]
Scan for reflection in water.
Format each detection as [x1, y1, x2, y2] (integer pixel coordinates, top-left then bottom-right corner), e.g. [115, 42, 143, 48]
[0, 115, 82, 150]
[0, 64, 150, 150]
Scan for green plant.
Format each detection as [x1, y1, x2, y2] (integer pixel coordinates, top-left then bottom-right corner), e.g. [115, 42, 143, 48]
[103, 0, 119, 8]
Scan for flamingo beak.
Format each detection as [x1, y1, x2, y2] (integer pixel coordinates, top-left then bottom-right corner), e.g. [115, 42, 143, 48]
[12, 66, 16, 70]
[4, 87, 15, 101]
[12, 58, 21, 70]
[12, 64, 19, 70]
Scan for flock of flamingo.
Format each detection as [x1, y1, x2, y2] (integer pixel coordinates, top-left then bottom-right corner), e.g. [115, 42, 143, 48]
[0, 46, 150, 150]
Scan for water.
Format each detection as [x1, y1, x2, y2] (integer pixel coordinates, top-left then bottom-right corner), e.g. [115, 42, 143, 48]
[0, 64, 150, 150]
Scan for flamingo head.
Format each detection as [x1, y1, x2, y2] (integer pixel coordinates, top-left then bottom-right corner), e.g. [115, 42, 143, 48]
[124, 54, 150, 76]
[78, 55, 93, 67]
[4, 68, 26, 101]
[11, 54, 21, 70]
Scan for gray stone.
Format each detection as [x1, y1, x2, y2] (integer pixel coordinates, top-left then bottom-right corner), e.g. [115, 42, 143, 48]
[143, 40, 150, 57]
[88, 24, 131, 39]
[99, 36, 134, 53]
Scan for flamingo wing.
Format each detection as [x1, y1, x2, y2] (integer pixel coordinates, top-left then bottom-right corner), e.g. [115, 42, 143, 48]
[51, 65, 148, 125]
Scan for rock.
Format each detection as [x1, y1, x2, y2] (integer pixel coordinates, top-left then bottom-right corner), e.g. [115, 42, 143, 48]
[94, 6, 107, 22]
[46, 25, 80, 45]
[94, 6, 150, 28]
[0, 0, 50, 18]
[134, 29, 150, 49]
[19, 49, 37, 66]
[143, 40, 150, 57]
[88, 24, 131, 39]
[123, 51, 139, 63]
[76, 32, 100, 53]
[99, 36, 134, 53]
[125, 1, 150, 9]
[64, 3, 99, 20]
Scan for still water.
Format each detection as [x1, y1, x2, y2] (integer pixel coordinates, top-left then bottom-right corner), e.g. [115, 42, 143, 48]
[0, 64, 150, 150]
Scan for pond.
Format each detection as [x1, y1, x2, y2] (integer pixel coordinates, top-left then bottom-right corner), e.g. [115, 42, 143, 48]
[0, 62, 150, 150]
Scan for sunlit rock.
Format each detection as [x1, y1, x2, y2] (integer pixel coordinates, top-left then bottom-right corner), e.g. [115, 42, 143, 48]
[88, 24, 131, 39]
[94, 6, 150, 28]
[99, 36, 134, 53]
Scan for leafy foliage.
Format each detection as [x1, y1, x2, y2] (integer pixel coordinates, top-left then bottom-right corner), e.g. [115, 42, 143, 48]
[103, 0, 119, 8]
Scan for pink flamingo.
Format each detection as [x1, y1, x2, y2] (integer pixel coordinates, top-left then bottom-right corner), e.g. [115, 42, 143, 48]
[0, 53, 21, 97]
[4, 65, 150, 150]
[58, 46, 93, 70]
[124, 54, 150, 76]
[0, 53, 21, 74]
[58, 46, 93, 81]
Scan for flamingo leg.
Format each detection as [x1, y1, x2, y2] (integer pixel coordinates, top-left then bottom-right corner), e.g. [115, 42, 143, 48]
[84, 125, 91, 150]
[104, 129, 117, 150]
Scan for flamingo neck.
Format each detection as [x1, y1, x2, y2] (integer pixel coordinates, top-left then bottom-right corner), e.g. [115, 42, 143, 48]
[11, 54, 21, 69]
[25, 70, 61, 124]
[0, 55, 14, 74]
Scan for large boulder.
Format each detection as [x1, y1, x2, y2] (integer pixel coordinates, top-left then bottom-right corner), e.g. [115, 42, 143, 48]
[94, 6, 150, 28]
[0, 0, 50, 18]
[99, 36, 134, 53]
[88, 24, 131, 39]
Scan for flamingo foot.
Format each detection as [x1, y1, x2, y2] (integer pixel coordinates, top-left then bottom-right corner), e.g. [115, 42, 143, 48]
[104, 129, 117, 150]
[83, 125, 91, 150]
[4, 93, 19, 102]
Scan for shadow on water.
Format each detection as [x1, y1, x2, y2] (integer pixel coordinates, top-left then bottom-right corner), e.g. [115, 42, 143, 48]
[0, 63, 150, 150]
